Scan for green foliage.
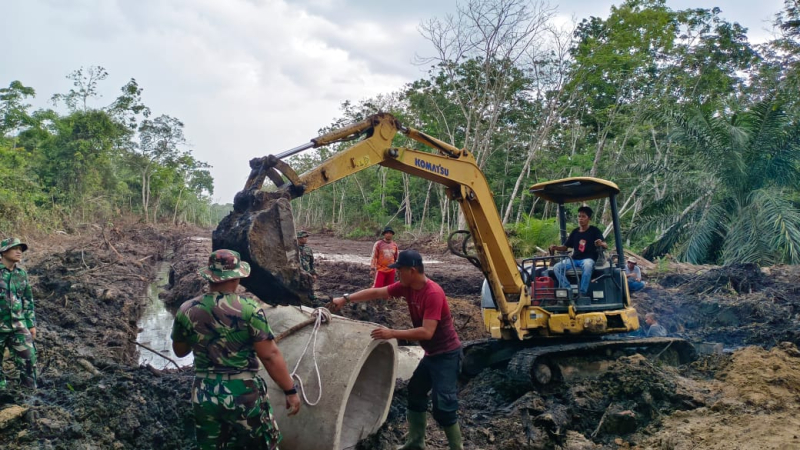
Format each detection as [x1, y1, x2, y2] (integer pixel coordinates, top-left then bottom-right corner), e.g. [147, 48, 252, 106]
[0, 81, 36, 134]
[0, 67, 215, 232]
[343, 226, 380, 240]
[507, 216, 560, 258]
[636, 98, 800, 264]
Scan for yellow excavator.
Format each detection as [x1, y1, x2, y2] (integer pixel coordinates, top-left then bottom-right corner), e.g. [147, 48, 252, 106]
[213, 113, 695, 386]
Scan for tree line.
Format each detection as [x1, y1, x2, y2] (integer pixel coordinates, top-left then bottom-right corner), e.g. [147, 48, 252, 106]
[0, 66, 223, 232]
[289, 0, 800, 266]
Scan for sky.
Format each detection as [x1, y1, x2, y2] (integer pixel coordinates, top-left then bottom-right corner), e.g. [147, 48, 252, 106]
[2, 0, 786, 203]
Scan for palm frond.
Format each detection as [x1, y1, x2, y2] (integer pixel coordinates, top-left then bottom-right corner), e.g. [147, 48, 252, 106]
[752, 190, 800, 264]
[675, 204, 725, 264]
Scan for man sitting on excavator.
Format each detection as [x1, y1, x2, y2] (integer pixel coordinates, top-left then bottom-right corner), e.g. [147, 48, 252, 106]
[548, 206, 608, 297]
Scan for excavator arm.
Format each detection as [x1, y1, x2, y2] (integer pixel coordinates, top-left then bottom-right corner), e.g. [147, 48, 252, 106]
[213, 113, 530, 338]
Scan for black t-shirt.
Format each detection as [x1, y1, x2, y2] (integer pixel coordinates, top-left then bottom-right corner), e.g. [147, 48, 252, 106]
[564, 226, 605, 261]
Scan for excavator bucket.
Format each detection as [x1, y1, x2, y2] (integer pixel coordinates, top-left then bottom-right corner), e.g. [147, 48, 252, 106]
[212, 197, 313, 305]
[212, 153, 315, 305]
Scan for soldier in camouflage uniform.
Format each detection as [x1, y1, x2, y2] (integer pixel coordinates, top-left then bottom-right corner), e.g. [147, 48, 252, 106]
[0, 237, 36, 389]
[296, 230, 316, 277]
[171, 249, 301, 449]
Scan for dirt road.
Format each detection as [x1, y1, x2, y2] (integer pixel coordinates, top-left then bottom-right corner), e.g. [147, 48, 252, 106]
[1, 226, 799, 449]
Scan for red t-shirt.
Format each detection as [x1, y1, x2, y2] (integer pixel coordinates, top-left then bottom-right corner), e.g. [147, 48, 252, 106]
[387, 279, 462, 356]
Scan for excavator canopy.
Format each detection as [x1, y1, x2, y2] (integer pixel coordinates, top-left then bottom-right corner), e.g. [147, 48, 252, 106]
[529, 177, 620, 204]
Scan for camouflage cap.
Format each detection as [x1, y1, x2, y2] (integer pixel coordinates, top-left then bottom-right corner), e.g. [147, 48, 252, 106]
[199, 249, 251, 282]
[0, 237, 28, 253]
[297, 230, 310, 238]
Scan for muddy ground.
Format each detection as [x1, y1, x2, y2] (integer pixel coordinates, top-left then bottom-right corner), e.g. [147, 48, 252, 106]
[1, 226, 800, 449]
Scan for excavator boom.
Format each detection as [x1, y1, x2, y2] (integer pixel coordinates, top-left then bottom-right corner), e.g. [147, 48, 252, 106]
[213, 113, 524, 324]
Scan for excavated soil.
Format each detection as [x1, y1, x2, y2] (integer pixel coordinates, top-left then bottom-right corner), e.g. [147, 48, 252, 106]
[0, 224, 198, 450]
[2, 227, 800, 449]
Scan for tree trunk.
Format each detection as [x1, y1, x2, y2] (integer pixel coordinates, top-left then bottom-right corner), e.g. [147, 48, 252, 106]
[172, 187, 184, 225]
[419, 181, 433, 232]
[338, 183, 346, 225]
[141, 170, 149, 223]
[402, 174, 412, 227]
[330, 185, 336, 226]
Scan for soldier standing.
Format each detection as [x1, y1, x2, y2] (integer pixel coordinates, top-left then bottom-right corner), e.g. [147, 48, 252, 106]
[171, 249, 301, 449]
[297, 230, 316, 278]
[0, 237, 36, 389]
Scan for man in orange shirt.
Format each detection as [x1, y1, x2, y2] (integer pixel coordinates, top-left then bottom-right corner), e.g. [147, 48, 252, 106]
[370, 226, 399, 288]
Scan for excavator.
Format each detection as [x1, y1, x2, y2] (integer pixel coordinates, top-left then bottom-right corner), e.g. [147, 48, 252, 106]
[213, 113, 695, 386]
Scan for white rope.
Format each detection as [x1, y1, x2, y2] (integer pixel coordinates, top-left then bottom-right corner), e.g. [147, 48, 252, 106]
[289, 307, 332, 406]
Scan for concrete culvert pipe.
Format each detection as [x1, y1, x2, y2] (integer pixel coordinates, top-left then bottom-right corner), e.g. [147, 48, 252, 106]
[259, 306, 398, 450]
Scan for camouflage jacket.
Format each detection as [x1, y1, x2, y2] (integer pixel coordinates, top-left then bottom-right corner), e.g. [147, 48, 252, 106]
[299, 245, 316, 275]
[0, 264, 35, 332]
[171, 292, 275, 373]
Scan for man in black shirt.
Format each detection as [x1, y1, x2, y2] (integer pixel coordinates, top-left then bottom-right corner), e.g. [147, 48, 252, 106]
[549, 206, 608, 296]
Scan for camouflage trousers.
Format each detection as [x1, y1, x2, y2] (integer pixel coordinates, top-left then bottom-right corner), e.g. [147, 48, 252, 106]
[0, 329, 36, 389]
[192, 375, 281, 450]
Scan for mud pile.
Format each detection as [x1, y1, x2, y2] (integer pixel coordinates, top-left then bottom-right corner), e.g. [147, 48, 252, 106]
[0, 367, 194, 450]
[640, 343, 800, 450]
[634, 264, 800, 348]
[0, 225, 198, 450]
[360, 353, 712, 449]
[162, 236, 211, 307]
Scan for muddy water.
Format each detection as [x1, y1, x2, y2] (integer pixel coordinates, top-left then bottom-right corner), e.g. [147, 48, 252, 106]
[137, 261, 194, 369]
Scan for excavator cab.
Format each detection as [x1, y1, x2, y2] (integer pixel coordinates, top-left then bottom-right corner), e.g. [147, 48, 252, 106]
[471, 177, 695, 383]
[480, 176, 633, 325]
[524, 177, 630, 311]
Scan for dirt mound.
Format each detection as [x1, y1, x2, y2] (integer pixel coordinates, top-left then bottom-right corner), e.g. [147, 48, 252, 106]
[640, 344, 800, 450]
[0, 224, 205, 450]
[162, 236, 211, 307]
[29, 227, 171, 367]
[633, 264, 800, 349]
[716, 342, 800, 410]
[364, 352, 712, 449]
[0, 367, 194, 450]
[658, 263, 768, 295]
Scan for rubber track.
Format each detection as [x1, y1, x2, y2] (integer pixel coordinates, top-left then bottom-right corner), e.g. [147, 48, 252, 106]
[505, 337, 697, 386]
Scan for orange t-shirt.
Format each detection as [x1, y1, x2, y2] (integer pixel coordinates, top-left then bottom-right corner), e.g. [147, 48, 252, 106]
[371, 240, 399, 273]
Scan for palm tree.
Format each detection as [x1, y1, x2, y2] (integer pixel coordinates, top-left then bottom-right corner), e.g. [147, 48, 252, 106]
[634, 98, 800, 265]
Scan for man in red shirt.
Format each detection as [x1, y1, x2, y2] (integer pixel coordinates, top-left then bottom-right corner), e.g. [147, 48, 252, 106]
[330, 250, 463, 450]
[370, 226, 399, 288]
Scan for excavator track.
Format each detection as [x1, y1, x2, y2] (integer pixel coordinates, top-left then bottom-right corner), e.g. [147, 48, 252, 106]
[463, 337, 696, 387]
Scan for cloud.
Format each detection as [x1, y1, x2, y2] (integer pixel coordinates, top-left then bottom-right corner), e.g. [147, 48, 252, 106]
[3, 0, 424, 202]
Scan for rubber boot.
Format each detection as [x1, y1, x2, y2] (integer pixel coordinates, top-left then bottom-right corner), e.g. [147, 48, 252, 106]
[443, 423, 464, 450]
[396, 410, 427, 450]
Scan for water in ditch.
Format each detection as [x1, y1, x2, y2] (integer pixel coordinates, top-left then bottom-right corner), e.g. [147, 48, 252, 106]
[136, 260, 194, 369]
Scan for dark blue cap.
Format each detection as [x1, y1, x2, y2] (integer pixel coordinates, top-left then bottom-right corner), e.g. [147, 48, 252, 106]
[389, 249, 422, 268]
